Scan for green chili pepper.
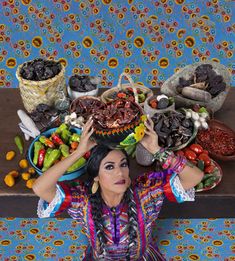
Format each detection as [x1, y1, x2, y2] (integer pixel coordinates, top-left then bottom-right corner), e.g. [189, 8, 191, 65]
[69, 133, 81, 143]
[14, 135, 24, 154]
[67, 157, 86, 172]
[60, 144, 70, 157]
[61, 129, 72, 143]
[42, 149, 61, 172]
[43, 148, 53, 164]
[33, 141, 44, 165]
[56, 123, 68, 134]
[195, 182, 204, 190]
[204, 176, 217, 187]
[202, 173, 215, 182]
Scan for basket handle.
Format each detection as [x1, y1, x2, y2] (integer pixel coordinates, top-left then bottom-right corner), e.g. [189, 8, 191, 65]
[117, 72, 138, 103]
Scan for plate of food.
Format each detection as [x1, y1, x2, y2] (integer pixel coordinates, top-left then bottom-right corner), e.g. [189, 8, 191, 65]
[177, 143, 223, 192]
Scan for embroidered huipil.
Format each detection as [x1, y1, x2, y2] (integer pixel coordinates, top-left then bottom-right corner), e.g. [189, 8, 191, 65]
[37, 169, 195, 260]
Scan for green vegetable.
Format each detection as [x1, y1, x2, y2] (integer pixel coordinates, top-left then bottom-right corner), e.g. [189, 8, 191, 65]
[67, 157, 86, 172]
[60, 144, 70, 157]
[14, 135, 24, 154]
[43, 148, 53, 163]
[42, 149, 61, 172]
[195, 182, 204, 190]
[202, 173, 215, 181]
[56, 123, 68, 134]
[33, 141, 44, 165]
[204, 176, 217, 187]
[197, 160, 204, 171]
[61, 129, 72, 143]
[198, 107, 208, 113]
[70, 133, 81, 143]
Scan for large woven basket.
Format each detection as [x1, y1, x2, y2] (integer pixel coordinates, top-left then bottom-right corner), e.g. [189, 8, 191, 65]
[100, 72, 153, 106]
[16, 61, 66, 113]
[160, 61, 231, 113]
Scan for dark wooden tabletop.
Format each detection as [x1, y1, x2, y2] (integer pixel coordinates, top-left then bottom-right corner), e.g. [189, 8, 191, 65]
[0, 88, 235, 218]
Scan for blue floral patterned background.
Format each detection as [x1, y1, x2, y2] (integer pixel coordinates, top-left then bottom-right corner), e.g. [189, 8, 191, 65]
[0, 218, 235, 260]
[0, 0, 234, 89]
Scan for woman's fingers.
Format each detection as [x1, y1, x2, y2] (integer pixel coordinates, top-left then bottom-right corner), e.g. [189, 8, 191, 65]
[83, 117, 93, 134]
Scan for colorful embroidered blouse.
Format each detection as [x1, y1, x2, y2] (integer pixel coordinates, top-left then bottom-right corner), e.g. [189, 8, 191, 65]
[37, 169, 195, 260]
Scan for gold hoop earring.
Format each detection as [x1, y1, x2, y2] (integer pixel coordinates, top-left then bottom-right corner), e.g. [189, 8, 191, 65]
[91, 181, 99, 194]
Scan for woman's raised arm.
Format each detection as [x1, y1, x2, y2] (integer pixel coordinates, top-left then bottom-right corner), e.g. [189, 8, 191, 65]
[32, 118, 96, 203]
[139, 116, 203, 190]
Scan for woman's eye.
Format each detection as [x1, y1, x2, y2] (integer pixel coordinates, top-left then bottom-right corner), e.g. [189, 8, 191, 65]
[105, 164, 114, 170]
[121, 162, 128, 167]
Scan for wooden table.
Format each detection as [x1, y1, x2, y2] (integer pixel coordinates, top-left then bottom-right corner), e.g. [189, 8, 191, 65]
[0, 88, 235, 218]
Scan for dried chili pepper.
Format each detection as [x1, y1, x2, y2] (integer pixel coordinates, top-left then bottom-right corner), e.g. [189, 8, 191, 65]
[198, 128, 235, 156]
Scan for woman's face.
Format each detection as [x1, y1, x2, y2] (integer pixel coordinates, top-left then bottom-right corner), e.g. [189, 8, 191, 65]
[95, 150, 130, 196]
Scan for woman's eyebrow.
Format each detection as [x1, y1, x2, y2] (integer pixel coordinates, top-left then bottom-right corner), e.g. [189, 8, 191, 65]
[103, 158, 127, 165]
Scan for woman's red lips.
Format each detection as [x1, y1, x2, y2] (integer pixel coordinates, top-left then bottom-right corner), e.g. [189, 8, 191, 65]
[115, 180, 126, 185]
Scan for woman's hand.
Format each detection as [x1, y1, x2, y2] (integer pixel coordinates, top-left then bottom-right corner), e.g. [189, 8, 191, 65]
[140, 116, 161, 155]
[77, 117, 97, 155]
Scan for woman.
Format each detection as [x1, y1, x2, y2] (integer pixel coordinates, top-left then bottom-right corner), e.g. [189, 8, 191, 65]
[33, 117, 203, 260]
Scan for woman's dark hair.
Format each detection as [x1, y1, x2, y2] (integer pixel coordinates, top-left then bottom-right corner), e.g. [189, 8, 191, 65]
[86, 144, 137, 258]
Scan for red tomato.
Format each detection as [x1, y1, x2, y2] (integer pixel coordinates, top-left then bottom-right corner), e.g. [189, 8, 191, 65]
[204, 165, 215, 173]
[176, 150, 185, 156]
[189, 144, 203, 154]
[202, 150, 209, 155]
[198, 153, 211, 166]
[191, 159, 198, 165]
[184, 149, 197, 161]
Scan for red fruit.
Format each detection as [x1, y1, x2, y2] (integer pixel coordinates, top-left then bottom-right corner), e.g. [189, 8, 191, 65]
[190, 144, 203, 154]
[198, 153, 211, 166]
[117, 92, 127, 98]
[184, 149, 197, 161]
[204, 165, 215, 173]
[176, 150, 185, 156]
[202, 150, 209, 155]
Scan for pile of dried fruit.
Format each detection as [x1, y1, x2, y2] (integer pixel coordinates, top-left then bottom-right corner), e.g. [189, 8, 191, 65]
[69, 75, 99, 92]
[20, 58, 62, 81]
[29, 103, 60, 131]
[176, 64, 226, 101]
[151, 110, 194, 149]
[70, 97, 105, 120]
[92, 99, 142, 129]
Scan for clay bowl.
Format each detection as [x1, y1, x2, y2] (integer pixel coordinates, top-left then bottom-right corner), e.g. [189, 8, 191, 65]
[196, 119, 235, 161]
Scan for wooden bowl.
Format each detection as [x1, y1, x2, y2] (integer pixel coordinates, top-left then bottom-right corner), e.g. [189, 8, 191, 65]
[196, 119, 235, 161]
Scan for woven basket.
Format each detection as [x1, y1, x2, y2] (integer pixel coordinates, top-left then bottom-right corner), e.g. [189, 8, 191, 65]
[16, 61, 66, 113]
[100, 72, 153, 106]
[160, 61, 231, 113]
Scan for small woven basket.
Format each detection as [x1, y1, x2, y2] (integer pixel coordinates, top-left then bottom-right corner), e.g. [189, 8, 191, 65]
[16, 61, 66, 113]
[100, 72, 153, 106]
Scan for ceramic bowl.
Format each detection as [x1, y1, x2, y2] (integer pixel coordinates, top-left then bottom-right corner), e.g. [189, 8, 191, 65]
[196, 119, 235, 161]
[28, 127, 86, 181]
